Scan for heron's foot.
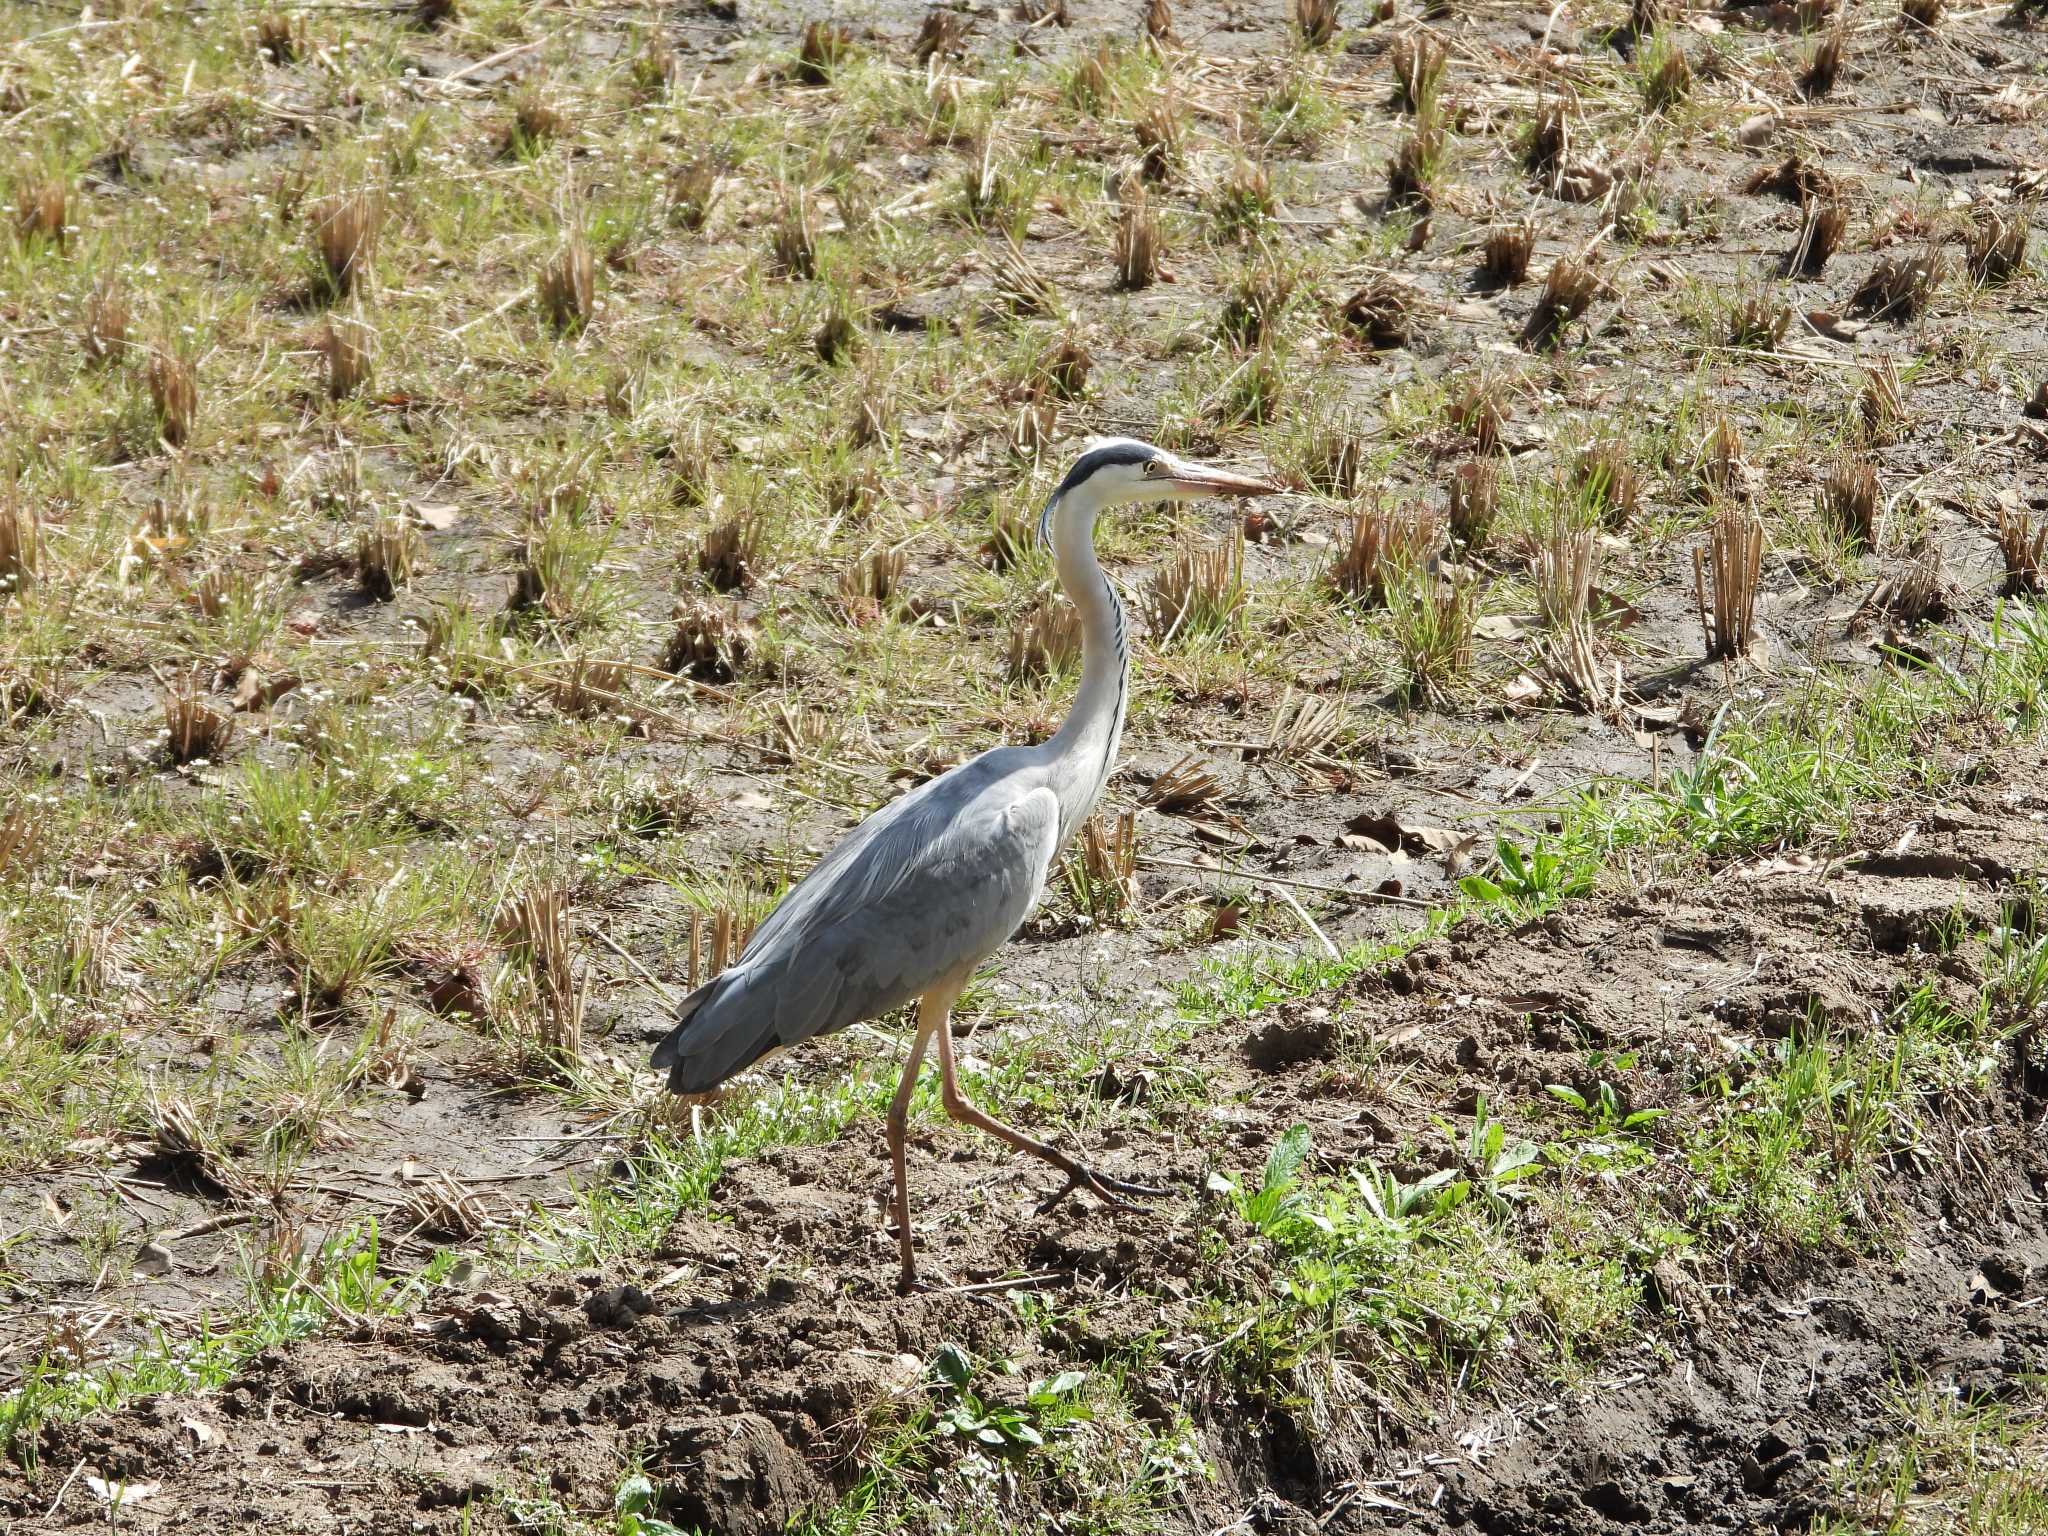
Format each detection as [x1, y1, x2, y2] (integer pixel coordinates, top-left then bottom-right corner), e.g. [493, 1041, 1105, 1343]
[1034, 1161, 1165, 1218]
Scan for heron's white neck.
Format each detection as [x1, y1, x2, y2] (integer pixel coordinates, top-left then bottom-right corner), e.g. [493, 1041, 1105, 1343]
[1039, 486, 1130, 849]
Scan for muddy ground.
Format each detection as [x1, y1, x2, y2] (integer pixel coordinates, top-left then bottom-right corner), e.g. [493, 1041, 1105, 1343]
[9, 766, 2047, 1533]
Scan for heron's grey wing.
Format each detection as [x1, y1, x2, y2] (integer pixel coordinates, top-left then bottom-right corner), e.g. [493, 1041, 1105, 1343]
[653, 776, 1059, 1094]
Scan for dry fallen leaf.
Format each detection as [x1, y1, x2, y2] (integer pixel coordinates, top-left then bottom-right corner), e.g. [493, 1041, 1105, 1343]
[1590, 587, 1644, 628]
[1736, 113, 1778, 146]
[1805, 311, 1866, 342]
[1475, 614, 1537, 641]
[232, 666, 299, 713]
[1345, 810, 1468, 859]
[1739, 853, 1819, 880]
[134, 1239, 173, 1275]
[84, 1474, 160, 1506]
[409, 501, 462, 530]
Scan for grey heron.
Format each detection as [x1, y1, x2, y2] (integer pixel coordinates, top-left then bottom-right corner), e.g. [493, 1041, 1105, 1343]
[653, 439, 1278, 1289]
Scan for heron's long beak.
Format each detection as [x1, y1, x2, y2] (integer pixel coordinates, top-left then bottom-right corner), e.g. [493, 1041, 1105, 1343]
[1162, 465, 1281, 498]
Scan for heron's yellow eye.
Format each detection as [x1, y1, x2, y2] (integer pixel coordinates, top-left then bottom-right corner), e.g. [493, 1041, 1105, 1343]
[1144, 458, 1162, 476]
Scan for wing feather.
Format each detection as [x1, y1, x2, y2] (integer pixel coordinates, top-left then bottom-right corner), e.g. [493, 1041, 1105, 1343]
[654, 756, 1059, 1094]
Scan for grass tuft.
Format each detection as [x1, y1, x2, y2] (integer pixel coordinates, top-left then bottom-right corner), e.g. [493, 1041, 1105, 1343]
[81, 277, 129, 367]
[1729, 286, 1792, 350]
[1696, 414, 1745, 500]
[1524, 96, 1569, 178]
[1135, 97, 1180, 183]
[495, 885, 586, 1069]
[837, 546, 907, 627]
[1065, 811, 1141, 922]
[1448, 373, 1509, 454]
[914, 7, 965, 62]
[1967, 205, 2030, 283]
[1448, 460, 1499, 552]
[308, 188, 383, 300]
[256, 12, 303, 64]
[1533, 515, 1596, 631]
[1996, 504, 2047, 597]
[1859, 359, 1909, 444]
[1009, 595, 1082, 682]
[815, 310, 859, 366]
[1694, 503, 1764, 660]
[1819, 456, 1880, 552]
[1863, 547, 1953, 628]
[1114, 179, 1161, 290]
[697, 511, 766, 594]
[1575, 441, 1643, 525]
[663, 597, 753, 682]
[1851, 247, 1945, 321]
[771, 195, 817, 279]
[1144, 535, 1245, 641]
[1479, 221, 1535, 287]
[1302, 416, 1368, 498]
[0, 503, 42, 595]
[537, 237, 595, 333]
[669, 154, 721, 232]
[506, 92, 569, 157]
[1339, 276, 1418, 349]
[1387, 564, 1476, 703]
[14, 174, 68, 247]
[1639, 36, 1692, 113]
[1792, 195, 1849, 275]
[794, 21, 853, 85]
[1331, 498, 1442, 606]
[319, 314, 373, 400]
[1221, 257, 1295, 349]
[163, 676, 236, 764]
[356, 516, 418, 601]
[1210, 156, 1276, 242]
[146, 346, 199, 448]
[1294, 0, 1340, 46]
[1520, 258, 1598, 349]
[1390, 31, 1447, 113]
[1804, 24, 1844, 97]
[1386, 124, 1443, 212]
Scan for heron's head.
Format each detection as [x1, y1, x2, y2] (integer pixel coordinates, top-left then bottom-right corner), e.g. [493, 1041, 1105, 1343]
[1039, 438, 1277, 545]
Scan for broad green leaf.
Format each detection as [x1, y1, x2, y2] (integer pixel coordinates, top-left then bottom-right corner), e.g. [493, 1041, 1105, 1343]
[932, 1343, 975, 1391]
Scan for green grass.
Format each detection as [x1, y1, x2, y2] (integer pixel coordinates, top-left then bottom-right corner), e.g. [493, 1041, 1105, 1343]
[1172, 928, 1438, 1021]
[1192, 1121, 1638, 1425]
[0, 1222, 445, 1471]
[789, 1340, 1202, 1536]
[1551, 603, 2048, 869]
[1813, 1379, 2048, 1535]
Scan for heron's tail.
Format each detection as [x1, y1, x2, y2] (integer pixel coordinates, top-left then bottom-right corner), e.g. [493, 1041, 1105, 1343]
[650, 977, 716, 1074]
[650, 970, 776, 1095]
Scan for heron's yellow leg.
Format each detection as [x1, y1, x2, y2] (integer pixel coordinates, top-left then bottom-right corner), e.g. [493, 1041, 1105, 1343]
[886, 1005, 938, 1293]
[933, 1005, 1159, 1215]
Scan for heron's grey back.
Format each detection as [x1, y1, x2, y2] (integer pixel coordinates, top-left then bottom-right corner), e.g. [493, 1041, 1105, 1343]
[653, 750, 1058, 1094]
